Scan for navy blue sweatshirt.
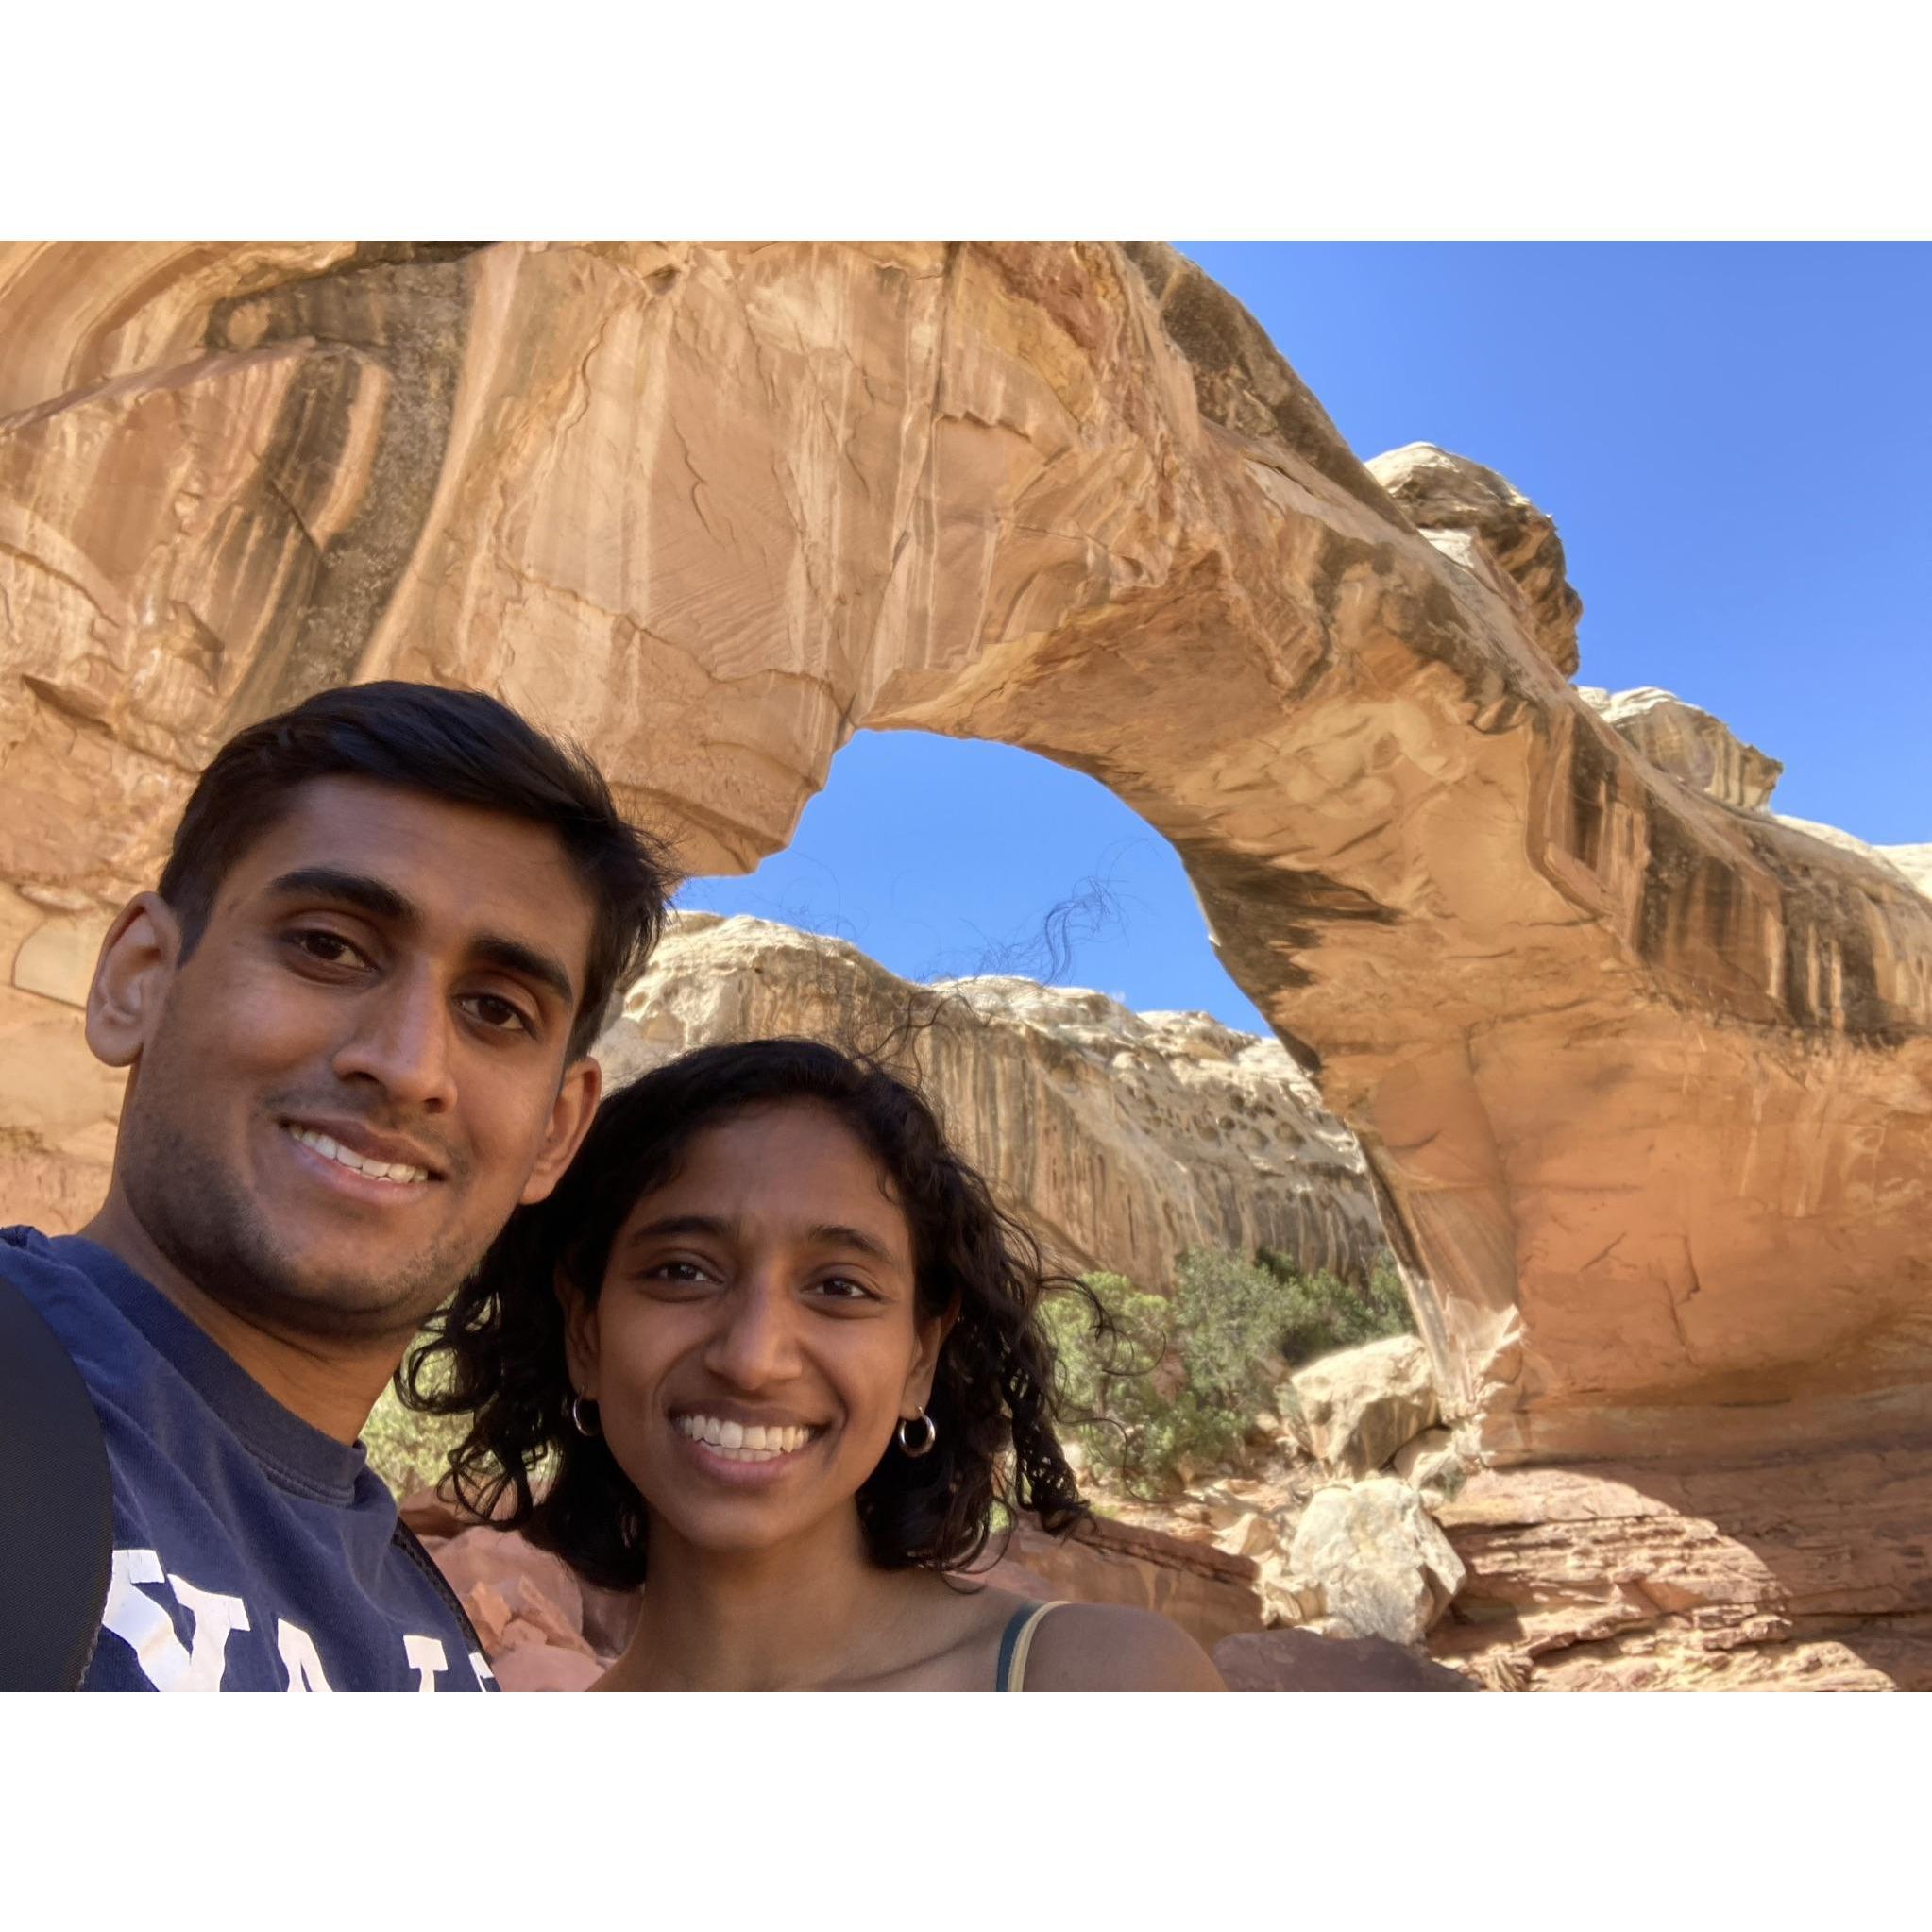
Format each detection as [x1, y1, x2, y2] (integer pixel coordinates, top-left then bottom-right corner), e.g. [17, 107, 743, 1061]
[2, 1228, 493, 1691]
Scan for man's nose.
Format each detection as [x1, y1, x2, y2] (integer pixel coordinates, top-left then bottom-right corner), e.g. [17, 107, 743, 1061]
[703, 1274, 803, 1390]
[330, 964, 458, 1110]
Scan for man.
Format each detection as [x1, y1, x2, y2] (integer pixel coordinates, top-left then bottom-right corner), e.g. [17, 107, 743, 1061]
[1, 682, 671, 1689]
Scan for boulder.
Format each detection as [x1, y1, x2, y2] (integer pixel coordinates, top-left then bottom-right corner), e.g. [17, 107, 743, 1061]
[1292, 1335, 1439, 1479]
[1253, 1557, 1326, 1629]
[1288, 1480, 1466, 1647]
[1392, 1426, 1469, 1505]
[1215, 1627, 1479, 1691]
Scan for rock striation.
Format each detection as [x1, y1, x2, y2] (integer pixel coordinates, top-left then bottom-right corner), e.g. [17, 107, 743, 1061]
[4, 242, 1930, 1686]
[600, 911, 1389, 1288]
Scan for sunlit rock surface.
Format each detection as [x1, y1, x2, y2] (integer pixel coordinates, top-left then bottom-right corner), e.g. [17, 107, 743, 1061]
[1579, 685, 1783, 812]
[1365, 441, 1583, 676]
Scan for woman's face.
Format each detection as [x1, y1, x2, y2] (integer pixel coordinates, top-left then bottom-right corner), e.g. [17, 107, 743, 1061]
[567, 1098, 946, 1559]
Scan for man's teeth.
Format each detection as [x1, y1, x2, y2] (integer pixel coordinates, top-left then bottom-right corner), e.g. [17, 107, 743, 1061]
[675, 1415, 815, 1459]
[286, 1125, 429, 1186]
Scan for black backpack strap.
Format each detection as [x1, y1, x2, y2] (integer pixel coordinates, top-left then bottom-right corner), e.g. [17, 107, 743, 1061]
[0, 1263, 114, 1689]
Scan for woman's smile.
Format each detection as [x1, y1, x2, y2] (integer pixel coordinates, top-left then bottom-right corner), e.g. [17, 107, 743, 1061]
[670, 1409, 827, 1482]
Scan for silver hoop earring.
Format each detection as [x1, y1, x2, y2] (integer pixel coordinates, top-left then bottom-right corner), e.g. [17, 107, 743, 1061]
[569, 1395, 601, 1439]
[896, 1409, 937, 1458]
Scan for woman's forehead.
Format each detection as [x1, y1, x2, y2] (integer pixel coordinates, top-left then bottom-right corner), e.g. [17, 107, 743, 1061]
[634, 1101, 912, 1250]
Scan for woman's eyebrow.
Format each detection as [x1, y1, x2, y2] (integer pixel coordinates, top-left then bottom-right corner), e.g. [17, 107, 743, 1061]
[806, 1223, 899, 1264]
[620, 1215, 901, 1265]
[623, 1213, 737, 1247]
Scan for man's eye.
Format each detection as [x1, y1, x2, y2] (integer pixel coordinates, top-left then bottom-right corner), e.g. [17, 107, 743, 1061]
[463, 992, 534, 1034]
[289, 929, 365, 969]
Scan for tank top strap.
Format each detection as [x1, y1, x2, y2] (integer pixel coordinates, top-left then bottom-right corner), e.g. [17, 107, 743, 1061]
[993, 1599, 1069, 1692]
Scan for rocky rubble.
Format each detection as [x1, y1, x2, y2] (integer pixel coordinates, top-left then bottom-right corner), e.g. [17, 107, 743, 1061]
[1085, 1330, 1481, 1666]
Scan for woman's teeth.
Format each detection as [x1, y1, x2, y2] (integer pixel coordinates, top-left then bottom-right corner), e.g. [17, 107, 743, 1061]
[675, 1414, 815, 1460]
[286, 1124, 430, 1186]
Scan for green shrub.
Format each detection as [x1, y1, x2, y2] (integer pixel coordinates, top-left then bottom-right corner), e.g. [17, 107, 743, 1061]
[1255, 1251, 1415, 1368]
[1045, 1247, 1415, 1497]
[360, 1382, 471, 1500]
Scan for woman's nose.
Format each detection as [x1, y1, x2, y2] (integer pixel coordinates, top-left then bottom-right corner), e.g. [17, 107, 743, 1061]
[703, 1274, 802, 1389]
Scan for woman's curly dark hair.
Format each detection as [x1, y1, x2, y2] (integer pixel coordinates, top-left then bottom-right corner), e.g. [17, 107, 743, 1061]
[401, 1037, 1091, 1591]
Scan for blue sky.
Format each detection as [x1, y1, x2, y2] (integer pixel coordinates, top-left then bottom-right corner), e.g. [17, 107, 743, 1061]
[680, 244, 1930, 1036]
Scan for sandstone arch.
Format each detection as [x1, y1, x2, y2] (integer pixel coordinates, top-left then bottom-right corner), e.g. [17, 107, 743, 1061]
[3, 239, 1928, 1499]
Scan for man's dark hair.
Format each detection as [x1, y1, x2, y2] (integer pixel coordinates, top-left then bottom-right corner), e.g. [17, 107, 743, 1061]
[157, 682, 675, 1059]
[403, 1037, 1091, 1589]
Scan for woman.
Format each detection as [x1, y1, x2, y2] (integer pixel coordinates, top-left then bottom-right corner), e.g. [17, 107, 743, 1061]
[407, 1038, 1223, 1691]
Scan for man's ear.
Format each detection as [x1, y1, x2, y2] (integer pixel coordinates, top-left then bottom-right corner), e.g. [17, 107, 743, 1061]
[555, 1263, 600, 1400]
[518, 1055, 602, 1207]
[85, 893, 182, 1071]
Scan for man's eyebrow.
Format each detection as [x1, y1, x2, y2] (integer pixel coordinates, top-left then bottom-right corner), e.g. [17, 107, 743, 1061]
[263, 867, 415, 924]
[470, 932, 577, 1011]
[264, 869, 577, 1012]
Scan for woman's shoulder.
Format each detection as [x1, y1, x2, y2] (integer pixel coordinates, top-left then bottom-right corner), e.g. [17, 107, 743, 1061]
[1018, 1601, 1226, 1692]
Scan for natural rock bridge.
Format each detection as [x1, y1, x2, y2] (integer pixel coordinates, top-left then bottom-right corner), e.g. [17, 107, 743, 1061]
[4, 243, 1927, 1682]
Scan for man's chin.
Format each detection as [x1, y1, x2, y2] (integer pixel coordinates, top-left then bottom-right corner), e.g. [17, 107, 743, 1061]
[205, 1231, 468, 1346]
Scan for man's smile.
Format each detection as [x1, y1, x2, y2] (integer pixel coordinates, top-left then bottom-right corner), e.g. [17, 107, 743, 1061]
[280, 1118, 446, 1196]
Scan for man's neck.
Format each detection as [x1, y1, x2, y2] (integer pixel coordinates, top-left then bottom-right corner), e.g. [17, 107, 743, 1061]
[79, 1190, 399, 1446]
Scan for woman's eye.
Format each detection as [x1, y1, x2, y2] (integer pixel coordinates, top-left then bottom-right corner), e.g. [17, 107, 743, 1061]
[647, 1261, 715, 1286]
[814, 1277, 875, 1302]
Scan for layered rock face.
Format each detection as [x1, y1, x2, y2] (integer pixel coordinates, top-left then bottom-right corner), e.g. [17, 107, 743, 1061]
[600, 911, 1388, 1288]
[1365, 442, 1583, 676]
[1579, 685, 1783, 812]
[4, 242, 1929, 1688]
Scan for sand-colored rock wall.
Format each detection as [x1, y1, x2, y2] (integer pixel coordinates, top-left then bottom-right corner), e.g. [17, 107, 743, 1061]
[3, 240, 1929, 1496]
[600, 911, 1389, 1289]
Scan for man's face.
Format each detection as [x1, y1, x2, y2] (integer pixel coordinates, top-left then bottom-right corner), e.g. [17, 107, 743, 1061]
[106, 776, 601, 1344]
